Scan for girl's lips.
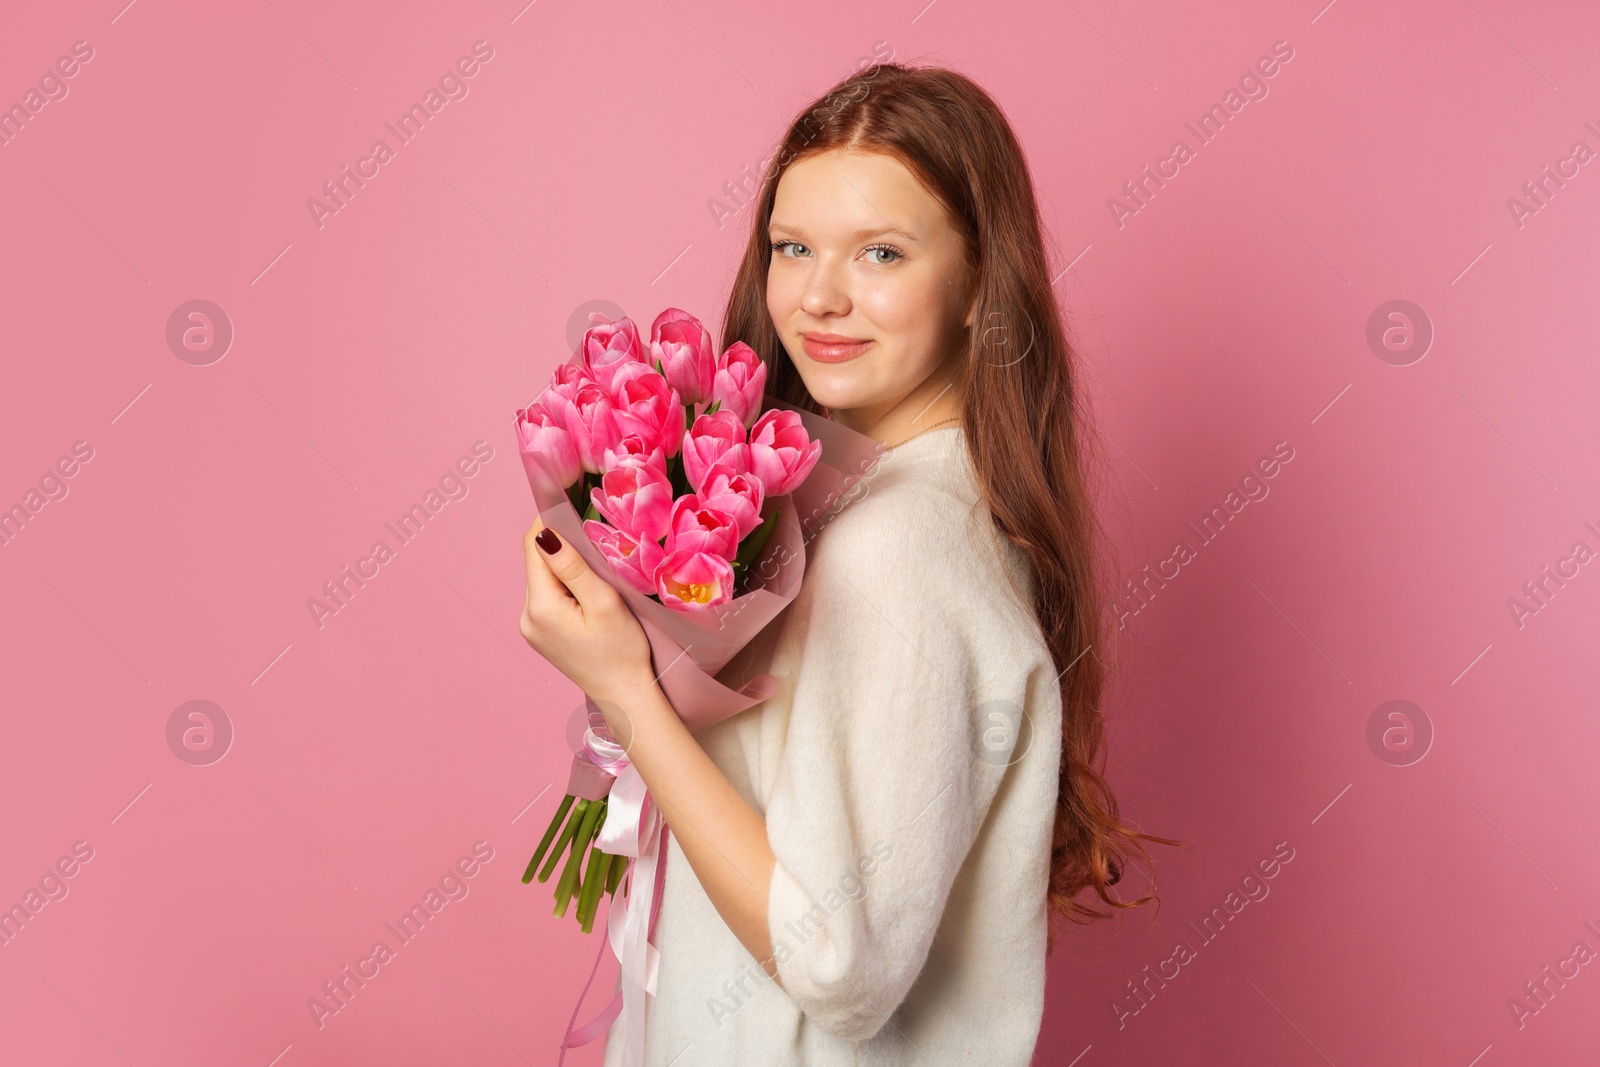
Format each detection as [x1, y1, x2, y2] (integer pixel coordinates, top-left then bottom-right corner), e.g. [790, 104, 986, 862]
[801, 335, 872, 363]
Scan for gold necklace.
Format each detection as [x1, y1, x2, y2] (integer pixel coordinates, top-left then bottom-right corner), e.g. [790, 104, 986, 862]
[883, 415, 961, 450]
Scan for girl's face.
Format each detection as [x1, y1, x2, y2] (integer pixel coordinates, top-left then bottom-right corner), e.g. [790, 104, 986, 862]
[765, 149, 975, 430]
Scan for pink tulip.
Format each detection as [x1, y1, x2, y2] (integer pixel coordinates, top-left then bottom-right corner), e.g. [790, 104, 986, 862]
[514, 401, 581, 489]
[655, 548, 735, 611]
[663, 495, 740, 562]
[748, 409, 822, 496]
[540, 363, 595, 431]
[584, 519, 666, 596]
[548, 360, 591, 400]
[700, 468, 766, 540]
[590, 461, 673, 542]
[545, 378, 623, 474]
[600, 432, 669, 479]
[609, 363, 686, 458]
[650, 308, 717, 406]
[710, 342, 768, 428]
[581, 316, 647, 395]
[682, 410, 749, 495]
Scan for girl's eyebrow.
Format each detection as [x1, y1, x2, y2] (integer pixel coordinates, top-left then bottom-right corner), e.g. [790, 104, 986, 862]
[768, 221, 921, 244]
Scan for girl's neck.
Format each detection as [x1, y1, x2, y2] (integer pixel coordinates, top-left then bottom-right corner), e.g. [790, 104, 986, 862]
[829, 370, 964, 446]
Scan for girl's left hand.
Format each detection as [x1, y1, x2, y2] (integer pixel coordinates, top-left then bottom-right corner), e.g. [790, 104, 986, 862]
[520, 515, 657, 711]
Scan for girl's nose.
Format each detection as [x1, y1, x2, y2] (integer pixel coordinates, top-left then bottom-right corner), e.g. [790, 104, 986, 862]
[799, 258, 851, 318]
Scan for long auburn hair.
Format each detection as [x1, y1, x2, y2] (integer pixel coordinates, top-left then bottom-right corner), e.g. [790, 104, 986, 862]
[720, 61, 1181, 951]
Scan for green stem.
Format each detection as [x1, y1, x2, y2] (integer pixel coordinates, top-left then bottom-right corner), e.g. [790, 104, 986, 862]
[538, 798, 589, 883]
[554, 797, 605, 918]
[523, 794, 575, 884]
[577, 848, 610, 932]
[552, 840, 583, 919]
[605, 852, 626, 896]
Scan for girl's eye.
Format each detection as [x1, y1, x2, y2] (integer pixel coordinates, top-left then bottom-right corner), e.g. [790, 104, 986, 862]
[769, 240, 905, 266]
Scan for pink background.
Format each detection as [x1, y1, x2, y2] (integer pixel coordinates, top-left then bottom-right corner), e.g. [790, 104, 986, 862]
[2, 1, 1597, 1064]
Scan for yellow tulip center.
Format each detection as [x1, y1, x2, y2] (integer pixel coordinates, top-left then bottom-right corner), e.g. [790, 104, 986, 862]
[669, 579, 715, 604]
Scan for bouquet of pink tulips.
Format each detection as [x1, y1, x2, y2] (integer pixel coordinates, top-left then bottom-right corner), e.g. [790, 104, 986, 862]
[515, 308, 822, 933]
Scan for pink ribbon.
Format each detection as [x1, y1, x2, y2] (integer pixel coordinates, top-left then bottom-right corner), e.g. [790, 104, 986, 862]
[567, 723, 630, 801]
[557, 714, 670, 1067]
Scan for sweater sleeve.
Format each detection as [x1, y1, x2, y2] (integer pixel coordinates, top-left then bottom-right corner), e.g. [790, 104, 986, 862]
[762, 486, 1037, 1042]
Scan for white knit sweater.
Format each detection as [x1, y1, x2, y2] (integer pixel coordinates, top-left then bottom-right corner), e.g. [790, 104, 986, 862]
[603, 426, 1064, 1066]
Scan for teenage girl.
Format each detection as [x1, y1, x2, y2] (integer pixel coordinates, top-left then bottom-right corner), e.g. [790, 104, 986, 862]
[521, 61, 1175, 1067]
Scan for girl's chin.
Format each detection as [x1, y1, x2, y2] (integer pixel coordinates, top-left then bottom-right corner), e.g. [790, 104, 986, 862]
[793, 369, 841, 400]
[799, 385, 866, 415]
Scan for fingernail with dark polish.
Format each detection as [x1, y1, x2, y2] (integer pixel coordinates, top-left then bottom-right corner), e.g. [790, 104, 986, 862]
[536, 528, 561, 555]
